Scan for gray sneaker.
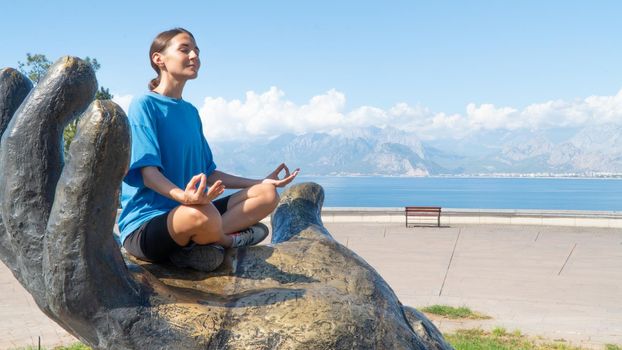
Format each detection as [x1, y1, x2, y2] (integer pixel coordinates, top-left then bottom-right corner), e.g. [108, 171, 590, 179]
[169, 244, 225, 272]
[230, 223, 269, 248]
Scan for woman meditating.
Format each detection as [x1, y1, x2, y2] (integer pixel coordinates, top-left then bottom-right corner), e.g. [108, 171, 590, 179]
[118, 28, 299, 272]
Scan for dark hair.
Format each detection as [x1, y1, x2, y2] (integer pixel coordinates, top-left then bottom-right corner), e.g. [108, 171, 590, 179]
[148, 28, 196, 90]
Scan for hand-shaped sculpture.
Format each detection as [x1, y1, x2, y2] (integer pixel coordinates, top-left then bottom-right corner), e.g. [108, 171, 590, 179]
[0, 57, 453, 349]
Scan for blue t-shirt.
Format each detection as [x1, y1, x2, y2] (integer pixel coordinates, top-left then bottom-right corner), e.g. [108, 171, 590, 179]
[118, 92, 217, 244]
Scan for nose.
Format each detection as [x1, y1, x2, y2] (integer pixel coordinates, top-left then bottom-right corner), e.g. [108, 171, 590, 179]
[189, 49, 199, 59]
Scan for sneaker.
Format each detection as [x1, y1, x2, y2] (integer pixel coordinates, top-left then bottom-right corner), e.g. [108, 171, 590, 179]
[230, 223, 269, 248]
[169, 243, 225, 272]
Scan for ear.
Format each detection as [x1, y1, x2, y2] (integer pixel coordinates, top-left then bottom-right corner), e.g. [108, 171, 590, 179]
[152, 52, 165, 69]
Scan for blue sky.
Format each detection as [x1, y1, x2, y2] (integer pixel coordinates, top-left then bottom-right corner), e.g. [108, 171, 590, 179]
[2, 1, 621, 141]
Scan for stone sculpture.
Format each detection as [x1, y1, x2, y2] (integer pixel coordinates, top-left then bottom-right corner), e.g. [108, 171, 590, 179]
[0, 56, 453, 349]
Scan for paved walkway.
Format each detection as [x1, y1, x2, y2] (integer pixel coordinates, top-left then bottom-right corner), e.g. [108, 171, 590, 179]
[327, 223, 622, 349]
[1, 223, 621, 349]
[0, 264, 77, 349]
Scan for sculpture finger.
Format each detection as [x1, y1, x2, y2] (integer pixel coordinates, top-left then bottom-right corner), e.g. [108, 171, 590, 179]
[271, 182, 330, 243]
[0, 68, 32, 136]
[0, 68, 32, 270]
[0, 57, 96, 303]
[44, 101, 143, 339]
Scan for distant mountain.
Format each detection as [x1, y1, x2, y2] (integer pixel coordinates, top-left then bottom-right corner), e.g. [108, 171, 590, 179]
[210, 124, 622, 176]
[489, 125, 622, 173]
[212, 126, 446, 177]
[423, 125, 622, 174]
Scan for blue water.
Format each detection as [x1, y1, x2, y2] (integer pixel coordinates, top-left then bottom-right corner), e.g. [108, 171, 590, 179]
[286, 176, 622, 211]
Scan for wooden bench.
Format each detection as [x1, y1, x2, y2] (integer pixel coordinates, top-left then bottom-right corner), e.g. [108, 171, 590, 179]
[405, 206, 441, 227]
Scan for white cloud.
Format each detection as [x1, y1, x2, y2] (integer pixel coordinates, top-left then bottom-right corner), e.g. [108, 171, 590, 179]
[112, 93, 133, 114]
[466, 103, 519, 131]
[196, 87, 622, 141]
[199, 87, 349, 141]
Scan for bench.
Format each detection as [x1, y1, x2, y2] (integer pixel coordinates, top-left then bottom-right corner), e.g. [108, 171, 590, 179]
[405, 206, 441, 227]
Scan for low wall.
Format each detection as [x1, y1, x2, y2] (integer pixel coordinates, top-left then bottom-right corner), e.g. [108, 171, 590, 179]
[116, 208, 622, 229]
[313, 208, 622, 228]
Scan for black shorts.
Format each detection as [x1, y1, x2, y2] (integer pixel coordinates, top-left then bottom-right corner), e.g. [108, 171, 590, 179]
[123, 195, 232, 262]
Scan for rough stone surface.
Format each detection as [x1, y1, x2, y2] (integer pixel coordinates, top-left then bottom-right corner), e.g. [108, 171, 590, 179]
[0, 67, 32, 136]
[0, 57, 453, 349]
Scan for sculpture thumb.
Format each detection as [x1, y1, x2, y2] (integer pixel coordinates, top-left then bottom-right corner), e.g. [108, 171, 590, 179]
[271, 182, 328, 243]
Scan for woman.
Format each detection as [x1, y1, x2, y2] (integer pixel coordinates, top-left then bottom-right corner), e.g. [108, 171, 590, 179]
[118, 28, 299, 272]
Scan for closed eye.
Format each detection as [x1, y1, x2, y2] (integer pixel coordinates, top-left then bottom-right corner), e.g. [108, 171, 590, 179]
[179, 46, 200, 56]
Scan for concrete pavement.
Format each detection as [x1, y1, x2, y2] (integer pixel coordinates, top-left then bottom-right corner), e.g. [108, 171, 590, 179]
[1, 223, 621, 349]
[0, 263, 76, 349]
[326, 223, 622, 348]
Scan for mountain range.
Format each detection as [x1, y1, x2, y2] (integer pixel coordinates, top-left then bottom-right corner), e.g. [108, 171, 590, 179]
[210, 124, 622, 177]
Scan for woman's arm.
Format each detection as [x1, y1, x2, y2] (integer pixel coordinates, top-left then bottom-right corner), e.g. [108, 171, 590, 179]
[141, 166, 224, 204]
[208, 164, 300, 189]
[206, 170, 261, 189]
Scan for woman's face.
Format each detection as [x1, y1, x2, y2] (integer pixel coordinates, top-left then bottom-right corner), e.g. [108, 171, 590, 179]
[155, 33, 201, 81]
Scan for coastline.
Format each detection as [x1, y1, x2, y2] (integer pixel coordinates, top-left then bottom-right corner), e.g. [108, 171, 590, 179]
[295, 174, 622, 179]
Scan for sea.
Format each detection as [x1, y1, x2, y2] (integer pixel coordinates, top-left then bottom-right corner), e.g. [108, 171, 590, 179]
[276, 176, 622, 211]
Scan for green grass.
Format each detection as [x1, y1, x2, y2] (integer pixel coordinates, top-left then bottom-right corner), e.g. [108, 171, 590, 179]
[605, 345, 622, 350]
[54, 344, 91, 350]
[420, 304, 491, 319]
[445, 328, 591, 350]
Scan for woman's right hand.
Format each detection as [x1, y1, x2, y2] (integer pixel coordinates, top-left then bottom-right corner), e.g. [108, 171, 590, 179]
[180, 173, 225, 205]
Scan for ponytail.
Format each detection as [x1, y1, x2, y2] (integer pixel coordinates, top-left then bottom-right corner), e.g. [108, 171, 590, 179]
[148, 76, 161, 91]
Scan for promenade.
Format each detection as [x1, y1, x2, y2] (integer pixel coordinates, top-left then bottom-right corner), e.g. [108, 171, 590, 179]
[1, 219, 620, 349]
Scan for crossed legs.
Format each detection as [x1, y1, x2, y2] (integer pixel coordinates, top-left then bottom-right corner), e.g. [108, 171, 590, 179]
[166, 183, 279, 247]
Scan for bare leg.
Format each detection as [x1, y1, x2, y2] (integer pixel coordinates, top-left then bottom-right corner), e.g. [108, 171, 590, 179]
[166, 203, 233, 247]
[221, 183, 279, 234]
[164, 184, 278, 248]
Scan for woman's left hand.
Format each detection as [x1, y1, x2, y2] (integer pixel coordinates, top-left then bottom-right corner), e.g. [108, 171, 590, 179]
[262, 163, 300, 188]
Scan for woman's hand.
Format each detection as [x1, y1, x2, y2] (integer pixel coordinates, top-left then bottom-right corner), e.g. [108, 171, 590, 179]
[180, 173, 225, 205]
[262, 163, 300, 188]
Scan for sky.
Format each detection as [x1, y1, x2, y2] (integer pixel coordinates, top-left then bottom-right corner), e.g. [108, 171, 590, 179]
[2, 1, 621, 142]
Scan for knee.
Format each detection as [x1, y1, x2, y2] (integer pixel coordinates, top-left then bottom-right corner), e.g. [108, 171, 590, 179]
[184, 204, 222, 234]
[257, 183, 279, 208]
